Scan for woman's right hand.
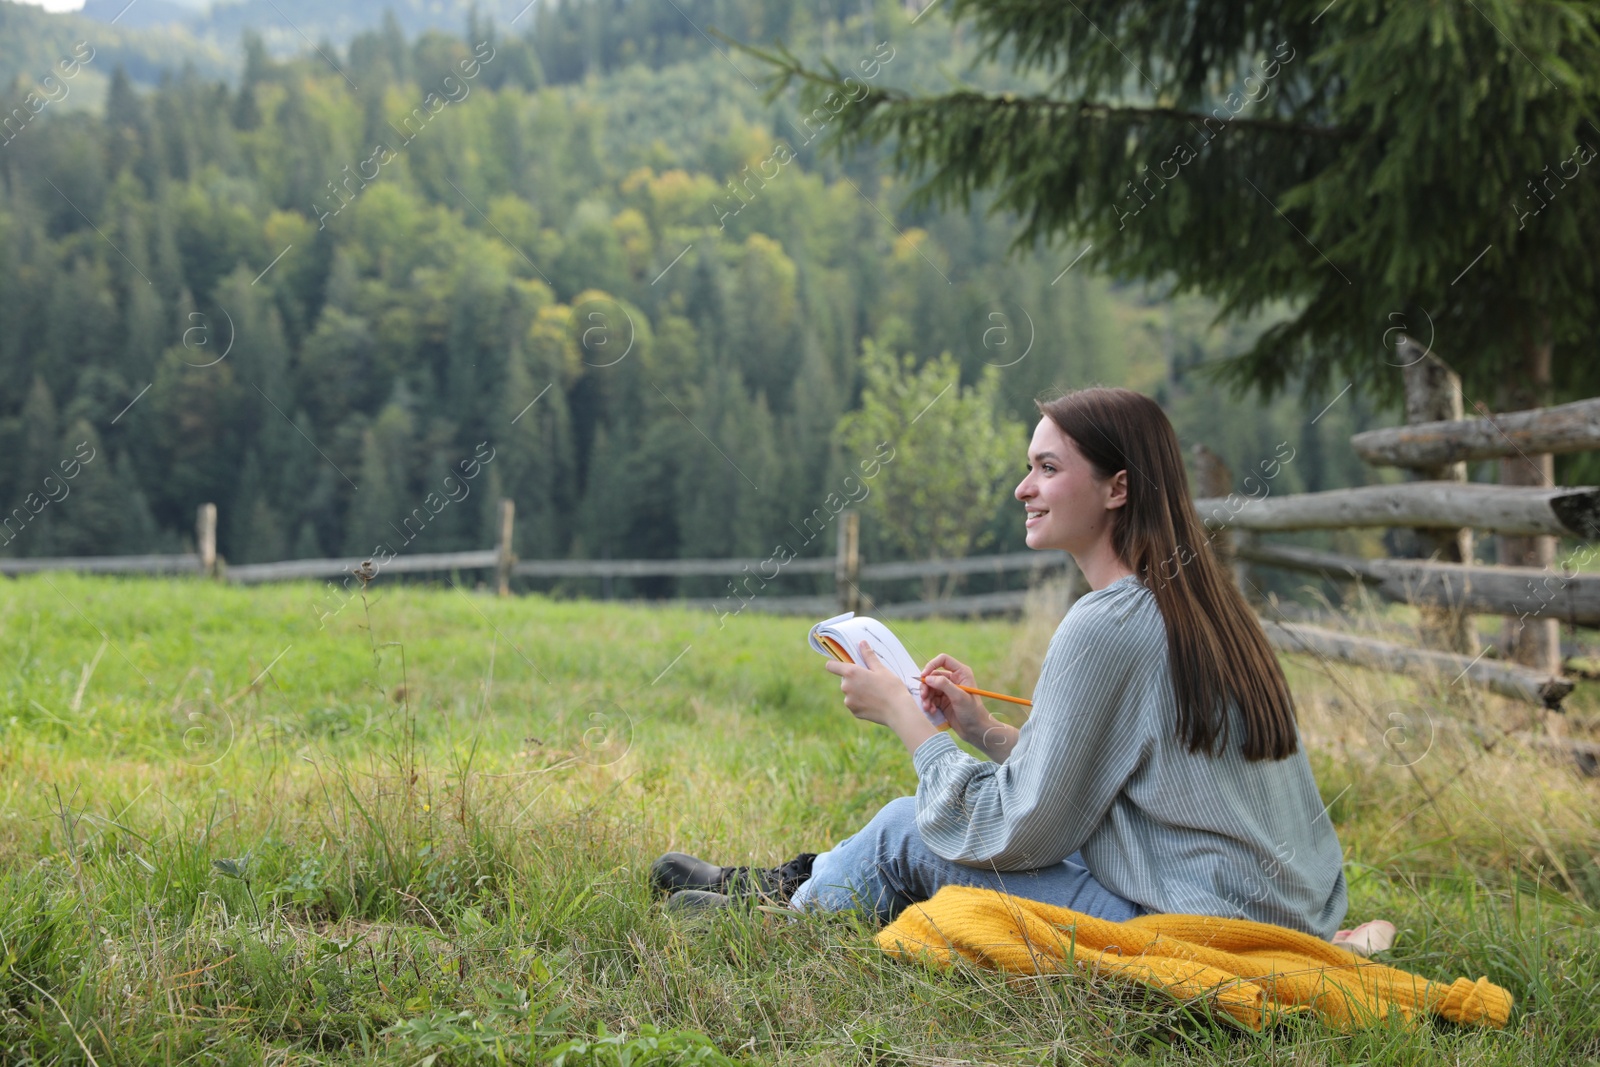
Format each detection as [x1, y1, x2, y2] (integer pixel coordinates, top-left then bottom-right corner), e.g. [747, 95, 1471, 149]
[918, 654, 991, 743]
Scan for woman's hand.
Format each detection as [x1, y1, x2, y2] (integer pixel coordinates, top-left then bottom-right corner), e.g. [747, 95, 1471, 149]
[824, 641, 922, 728]
[919, 654, 1001, 752]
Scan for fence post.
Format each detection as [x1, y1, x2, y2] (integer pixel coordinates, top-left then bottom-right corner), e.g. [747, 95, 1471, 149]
[836, 509, 860, 614]
[1190, 445, 1247, 594]
[196, 503, 217, 579]
[495, 498, 516, 597]
[1398, 341, 1477, 654]
[1493, 334, 1561, 677]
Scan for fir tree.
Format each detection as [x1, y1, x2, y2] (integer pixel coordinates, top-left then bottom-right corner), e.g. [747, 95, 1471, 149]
[343, 400, 418, 557]
[8, 377, 60, 555]
[48, 425, 158, 557]
[757, 0, 1600, 406]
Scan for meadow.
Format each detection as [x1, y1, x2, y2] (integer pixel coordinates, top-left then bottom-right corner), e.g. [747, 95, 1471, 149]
[0, 574, 1596, 1065]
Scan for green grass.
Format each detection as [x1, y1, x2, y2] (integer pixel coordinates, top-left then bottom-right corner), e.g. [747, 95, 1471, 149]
[0, 574, 1597, 1064]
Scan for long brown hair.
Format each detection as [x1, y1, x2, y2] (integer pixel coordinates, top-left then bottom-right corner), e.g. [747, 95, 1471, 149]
[1038, 388, 1297, 761]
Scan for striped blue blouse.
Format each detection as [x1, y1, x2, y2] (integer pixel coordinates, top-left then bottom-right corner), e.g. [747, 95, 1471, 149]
[910, 574, 1349, 939]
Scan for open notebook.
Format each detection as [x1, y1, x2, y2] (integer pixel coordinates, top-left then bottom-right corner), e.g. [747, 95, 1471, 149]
[807, 611, 948, 728]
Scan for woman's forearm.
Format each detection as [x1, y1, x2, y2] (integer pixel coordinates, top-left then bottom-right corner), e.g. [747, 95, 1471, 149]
[886, 693, 941, 756]
[969, 718, 1019, 762]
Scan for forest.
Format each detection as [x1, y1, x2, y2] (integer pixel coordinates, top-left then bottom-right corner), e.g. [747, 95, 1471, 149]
[0, 0, 1382, 592]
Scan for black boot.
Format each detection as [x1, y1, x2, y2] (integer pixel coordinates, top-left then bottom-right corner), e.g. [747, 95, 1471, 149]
[651, 851, 817, 905]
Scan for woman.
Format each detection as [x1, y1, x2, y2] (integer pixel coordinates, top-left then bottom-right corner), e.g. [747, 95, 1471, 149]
[652, 388, 1348, 939]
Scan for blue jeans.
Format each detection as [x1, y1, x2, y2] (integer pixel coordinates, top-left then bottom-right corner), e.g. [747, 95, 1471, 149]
[788, 796, 1143, 923]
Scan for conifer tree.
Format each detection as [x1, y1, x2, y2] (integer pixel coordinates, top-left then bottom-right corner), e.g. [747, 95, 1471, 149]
[8, 377, 60, 554]
[49, 424, 158, 556]
[343, 400, 417, 557]
[758, 0, 1600, 405]
[501, 335, 577, 562]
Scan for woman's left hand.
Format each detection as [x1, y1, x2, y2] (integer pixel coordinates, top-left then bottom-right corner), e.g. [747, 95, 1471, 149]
[824, 641, 920, 727]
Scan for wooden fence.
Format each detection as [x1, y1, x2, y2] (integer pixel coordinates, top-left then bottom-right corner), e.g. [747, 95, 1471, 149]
[1197, 346, 1599, 720]
[1, 501, 1073, 621]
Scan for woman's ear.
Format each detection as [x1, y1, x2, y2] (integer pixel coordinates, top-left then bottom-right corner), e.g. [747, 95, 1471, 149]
[1106, 469, 1129, 509]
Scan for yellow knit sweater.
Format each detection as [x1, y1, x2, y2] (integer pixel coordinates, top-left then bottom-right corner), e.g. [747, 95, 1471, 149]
[876, 887, 1513, 1031]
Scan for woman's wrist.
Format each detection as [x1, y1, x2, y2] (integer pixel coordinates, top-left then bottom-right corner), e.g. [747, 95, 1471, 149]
[887, 691, 941, 755]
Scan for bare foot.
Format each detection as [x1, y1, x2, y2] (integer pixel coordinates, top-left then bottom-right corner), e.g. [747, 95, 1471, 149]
[1331, 919, 1396, 956]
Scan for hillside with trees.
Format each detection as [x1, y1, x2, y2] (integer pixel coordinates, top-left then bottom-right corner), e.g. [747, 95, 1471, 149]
[0, 2, 1381, 591]
[0, 0, 231, 98]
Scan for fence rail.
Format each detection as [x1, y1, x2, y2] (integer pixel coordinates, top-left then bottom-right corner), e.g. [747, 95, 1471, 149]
[1261, 619, 1575, 707]
[1196, 482, 1600, 539]
[506, 549, 1070, 581]
[227, 551, 500, 584]
[1235, 542, 1600, 625]
[511, 557, 835, 578]
[0, 553, 201, 576]
[859, 550, 1069, 581]
[615, 589, 1041, 619]
[0, 505, 1071, 621]
[1352, 396, 1600, 467]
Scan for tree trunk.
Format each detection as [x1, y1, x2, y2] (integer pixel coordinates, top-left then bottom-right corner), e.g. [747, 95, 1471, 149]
[1498, 326, 1561, 676]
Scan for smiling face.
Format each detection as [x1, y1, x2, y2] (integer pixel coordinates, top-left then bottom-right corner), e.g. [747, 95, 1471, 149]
[1014, 417, 1128, 556]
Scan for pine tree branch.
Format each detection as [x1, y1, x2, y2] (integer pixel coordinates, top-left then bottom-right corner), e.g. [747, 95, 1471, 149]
[890, 92, 1350, 140]
[729, 38, 1350, 142]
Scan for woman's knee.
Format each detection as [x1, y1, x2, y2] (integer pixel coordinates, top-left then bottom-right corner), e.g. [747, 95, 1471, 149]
[791, 798, 915, 915]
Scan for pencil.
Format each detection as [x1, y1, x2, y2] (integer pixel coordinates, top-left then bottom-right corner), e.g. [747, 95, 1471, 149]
[947, 682, 1032, 708]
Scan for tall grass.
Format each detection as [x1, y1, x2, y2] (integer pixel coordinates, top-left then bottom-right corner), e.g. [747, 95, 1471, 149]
[0, 574, 1595, 1064]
